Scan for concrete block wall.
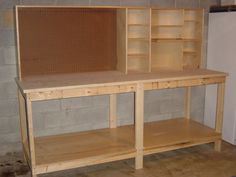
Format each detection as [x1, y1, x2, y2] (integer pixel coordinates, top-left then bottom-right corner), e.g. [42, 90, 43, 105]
[0, 0, 220, 155]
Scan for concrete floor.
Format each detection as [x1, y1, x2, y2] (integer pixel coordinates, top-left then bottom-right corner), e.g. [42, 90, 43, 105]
[1, 142, 236, 177]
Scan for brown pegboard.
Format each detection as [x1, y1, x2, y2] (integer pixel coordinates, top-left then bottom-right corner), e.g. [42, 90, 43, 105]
[18, 7, 117, 78]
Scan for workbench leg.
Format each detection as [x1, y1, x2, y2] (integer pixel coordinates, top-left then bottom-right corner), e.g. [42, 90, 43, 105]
[25, 96, 37, 175]
[18, 90, 27, 161]
[109, 94, 117, 128]
[135, 83, 144, 169]
[214, 83, 225, 152]
[31, 172, 37, 177]
[185, 87, 191, 119]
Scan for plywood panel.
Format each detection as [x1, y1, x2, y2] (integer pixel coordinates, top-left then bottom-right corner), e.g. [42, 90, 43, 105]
[17, 7, 117, 78]
[151, 41, 183, 71]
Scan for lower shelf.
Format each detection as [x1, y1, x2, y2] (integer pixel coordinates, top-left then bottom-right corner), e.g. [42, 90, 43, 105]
[34, 118, 220, 174]
[35, 126, 135, 174]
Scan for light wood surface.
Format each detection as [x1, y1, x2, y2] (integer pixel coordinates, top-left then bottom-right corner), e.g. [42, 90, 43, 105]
[185, 86, 191, 118]
[15, 6, 226, 177]
[214, 83, 225, 152]
[144, 118, 221, 154]
[34, 118, 220, 174]
[135, 83, 144, 169]
[25, 98, 36, 176]
[35, 126, 136, 174]
[16, 69, 226, 94]
[117, 8, 127, 74]
[18, 90, 30, 165]
[109, 94, 117, 128]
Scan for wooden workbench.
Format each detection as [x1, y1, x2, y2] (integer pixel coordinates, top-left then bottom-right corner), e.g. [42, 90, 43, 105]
[16, 69, 227, 176]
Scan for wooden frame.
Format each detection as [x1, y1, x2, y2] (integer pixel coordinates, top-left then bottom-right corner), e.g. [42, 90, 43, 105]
[15, 6, 227, 177]
[16, 70, 227, 176]
[16, 6, 204, 79]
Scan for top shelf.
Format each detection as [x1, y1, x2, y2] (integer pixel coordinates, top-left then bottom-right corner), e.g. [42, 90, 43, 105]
[151, 38, 201, 42]
[152, 24, 183, 27]
[128, 24, 149, 26]
[16, 69, 227, 94]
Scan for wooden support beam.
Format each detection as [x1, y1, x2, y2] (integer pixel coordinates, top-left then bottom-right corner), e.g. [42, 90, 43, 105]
[135, 83, 144, 169]
[185, 87, 191, 119]
[109, 94, 117, 128]
[214, 82, 225, 152]
[18, 90, 29, 162]
[25, 95, 36, 176]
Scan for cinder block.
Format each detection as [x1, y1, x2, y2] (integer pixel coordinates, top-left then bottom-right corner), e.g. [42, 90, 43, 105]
[90, 0, 120, 6]
[42, 111, 67, 129]
[175, 0, 199, 8]
[0, 9, 15, 29]
[160, 99, 183, 114]
[38, 106, 109, 136]
[20, 0, 57, 5]
[0, 115, 20, 134]
[0, 132, 21, 144]
[150, 0, 175, 8]
[145, 89, 171, 104]
[118, 117, 133, 126]
[117, 93, 134, 122]
[61, 96, 93, 110]
[171, 111, 184, 119]
[199, 0, 220, 9]
[145, 101, 161, 121]
[0, 0, 20, 9]
[0, 99, 18, 117]
[146, 113, 172, 122]
[32, 112, 45, 131]
[73, 106, 109, 125]
[3, 46, 16, 65]
[0, 142, 21, 156]
[0, 47, 4, 65]
[32, 99, 61, 113]
[191, 86, 205, 110]
[0, 65, 17, 83]
[35, 123, 93, 137]
[92, 95, 109, 107]
[191, 109, 204, 123]
[56, 0, 90, 5]
[0, 81, 17, 99]
[0, 29, 15, 47]
[120, 0, 150, 7]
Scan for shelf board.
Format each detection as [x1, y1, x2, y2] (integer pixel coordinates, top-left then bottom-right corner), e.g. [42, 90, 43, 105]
[128, 53, 149, 57]
[152, 38, 200, 42]
[35, 126, 136, 174]
[128, 37, 149, 41]
[34, 118, 220, 174]
[184, 20, 200, 23]
[144, 118, 221, 154]
[128, 24, 149, 27]
[152, 24, 183, 27]
[183, 51, 197, 55]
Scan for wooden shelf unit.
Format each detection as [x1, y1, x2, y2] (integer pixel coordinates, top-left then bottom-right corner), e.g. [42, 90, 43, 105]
[15, 6, 226, 177]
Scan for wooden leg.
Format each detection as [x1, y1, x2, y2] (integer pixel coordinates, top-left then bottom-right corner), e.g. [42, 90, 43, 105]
[135, 83, 144, 169]
[109, 94, 117, 128]
[214, 83, 225, 152]
[185, 87, 191, 119]
[26, 96, 37, 173]
[32, 172, 37, 177]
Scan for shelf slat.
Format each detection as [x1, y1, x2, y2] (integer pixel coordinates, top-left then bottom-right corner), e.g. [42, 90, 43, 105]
[128, 53, 149, 57]
[152, 24, 183, 27]
[128, 24, 149, 26]
[128, 37, 149, 41]
[34, 118, 220, 174]
[152, 38, 200, 42]
[35, 126, 135, 174]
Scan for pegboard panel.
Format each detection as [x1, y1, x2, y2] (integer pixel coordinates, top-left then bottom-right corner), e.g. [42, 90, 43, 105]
[17, 7, 117, 78]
